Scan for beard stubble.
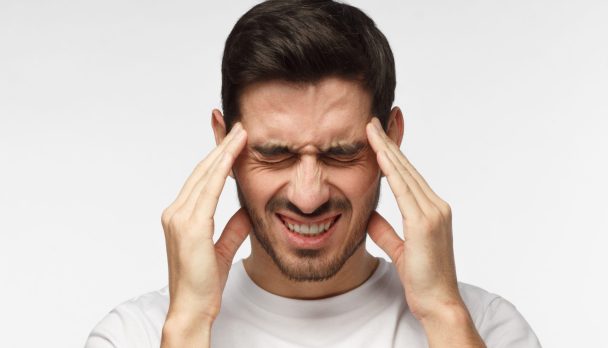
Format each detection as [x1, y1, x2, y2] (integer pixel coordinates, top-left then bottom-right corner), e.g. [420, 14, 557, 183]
[236, 181, 381, 282]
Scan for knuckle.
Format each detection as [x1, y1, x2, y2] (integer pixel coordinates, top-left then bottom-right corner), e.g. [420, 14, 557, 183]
[444, 201, 452, 211]
[161, 208, 173, 227]
[441, 202, 452, 219]
[420, 219, 433, 232]
[405, 213, 426, 229]
[432, 199, 452, 220]
[167, 210, 189, 232]
[410, 214, 433, 232]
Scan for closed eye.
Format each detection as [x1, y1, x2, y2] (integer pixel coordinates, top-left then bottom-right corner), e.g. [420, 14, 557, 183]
[256, 154, 295, 164]
[252, 144, 293, 163]
[251, 151, 296, 166]
[322, 155, 362, 164]
[250, 142, 367, 166]
[322, 143, 368, 164]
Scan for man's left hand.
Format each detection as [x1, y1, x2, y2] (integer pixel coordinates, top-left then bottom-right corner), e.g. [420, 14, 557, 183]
[365, 117, 485, 347]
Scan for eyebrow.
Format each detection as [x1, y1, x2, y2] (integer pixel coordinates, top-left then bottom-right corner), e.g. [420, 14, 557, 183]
[252, 141, 367, 157]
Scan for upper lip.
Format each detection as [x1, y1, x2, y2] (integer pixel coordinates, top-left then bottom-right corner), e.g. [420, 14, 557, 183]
[276, 212, 341, 225]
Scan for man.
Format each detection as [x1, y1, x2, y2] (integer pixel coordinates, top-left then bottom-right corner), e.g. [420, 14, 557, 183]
[86, 1, 541, 347]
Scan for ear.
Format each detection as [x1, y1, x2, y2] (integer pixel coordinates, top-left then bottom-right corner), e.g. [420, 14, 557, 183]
[211, 108, 227, 146]
[210, 109, 236, 179]
[386, 106, 404, 148]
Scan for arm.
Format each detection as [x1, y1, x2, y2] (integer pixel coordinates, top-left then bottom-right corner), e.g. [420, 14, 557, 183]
[161, 313, 213, 348]
[365, 115, 485, 348]
[159, 121, 250, 347]
[420, 302, 486, 348]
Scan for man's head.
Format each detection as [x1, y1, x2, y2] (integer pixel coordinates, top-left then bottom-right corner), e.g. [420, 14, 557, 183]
[212, 0, 402, 282]
[221, 0, 396, 131]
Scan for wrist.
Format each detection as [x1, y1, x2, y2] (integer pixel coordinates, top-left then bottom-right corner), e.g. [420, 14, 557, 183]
[419, 300, 470, 327]
[161, 312, 214, 348]
[419, 301, 485, 348]
[164, 309, 215, 330]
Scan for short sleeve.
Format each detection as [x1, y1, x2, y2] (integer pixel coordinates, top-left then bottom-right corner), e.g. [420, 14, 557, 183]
[84, 304, 155, 348]
[478, 296, 542, 348]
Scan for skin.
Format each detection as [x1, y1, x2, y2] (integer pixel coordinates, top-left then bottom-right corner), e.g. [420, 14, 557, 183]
[160, 77, 485, 348]
[226, 77, 381, 299]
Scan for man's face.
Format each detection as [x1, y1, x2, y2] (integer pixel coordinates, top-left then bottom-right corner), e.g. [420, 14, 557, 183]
[232, 77, 381, 282]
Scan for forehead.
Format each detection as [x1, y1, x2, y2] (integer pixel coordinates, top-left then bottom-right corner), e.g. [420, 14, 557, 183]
[239, 77, 372, 149]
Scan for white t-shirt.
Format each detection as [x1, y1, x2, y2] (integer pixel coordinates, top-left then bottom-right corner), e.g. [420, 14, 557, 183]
[85, 258, 541, 347]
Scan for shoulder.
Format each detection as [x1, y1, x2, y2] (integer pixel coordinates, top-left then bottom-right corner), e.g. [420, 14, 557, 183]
[457, 282, 502, 322]
[457, 282, 542, 347]
[84, 287, 169, 348]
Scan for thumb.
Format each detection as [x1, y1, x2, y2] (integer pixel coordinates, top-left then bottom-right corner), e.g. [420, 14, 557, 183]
[214, 208, 252, 273]
[367, 211, 404, 264]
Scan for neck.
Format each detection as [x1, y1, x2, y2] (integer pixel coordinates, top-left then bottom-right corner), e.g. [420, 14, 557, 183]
[243, 238, 379, 300]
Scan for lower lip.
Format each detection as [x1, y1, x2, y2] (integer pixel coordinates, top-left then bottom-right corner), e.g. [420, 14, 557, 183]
[277, 214, 340, 249]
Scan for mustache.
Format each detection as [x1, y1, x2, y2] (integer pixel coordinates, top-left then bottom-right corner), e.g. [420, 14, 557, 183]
[266, 196, 351, 219]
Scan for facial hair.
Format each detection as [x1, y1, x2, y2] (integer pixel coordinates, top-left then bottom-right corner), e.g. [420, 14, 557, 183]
[237, 181, 381, 282]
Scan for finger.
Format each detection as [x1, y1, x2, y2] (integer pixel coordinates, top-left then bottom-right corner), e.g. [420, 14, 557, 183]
[369, 118, 445, 208]
[189, 127, 247, 221]
[169, 122, 244, 211]
[366, 120, 425, 220]
[214, 208, 252, 273]
[394, 153, 447, 210]
[365, 118, 390, 158]
[367, 119, 437, 214]
[367, 211, 404, 264]
[377, 149, 424, 222]
[381, 143, 437, 213]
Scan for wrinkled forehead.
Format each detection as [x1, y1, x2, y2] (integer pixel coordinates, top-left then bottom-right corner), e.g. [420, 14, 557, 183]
[239, 77, 373, 150]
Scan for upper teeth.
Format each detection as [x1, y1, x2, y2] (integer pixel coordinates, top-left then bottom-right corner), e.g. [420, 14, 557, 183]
[286, 220, 333, 235]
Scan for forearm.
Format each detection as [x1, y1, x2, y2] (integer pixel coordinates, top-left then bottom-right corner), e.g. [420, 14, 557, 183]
[161, 313, 213, 348]
[420, 302, 486, 348]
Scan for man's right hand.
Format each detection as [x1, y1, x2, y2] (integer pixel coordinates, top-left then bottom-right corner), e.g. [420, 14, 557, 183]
[159, 122, 250, 347]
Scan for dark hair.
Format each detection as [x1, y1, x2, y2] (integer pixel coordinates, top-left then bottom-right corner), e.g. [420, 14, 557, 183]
[221, 0, 396, 130]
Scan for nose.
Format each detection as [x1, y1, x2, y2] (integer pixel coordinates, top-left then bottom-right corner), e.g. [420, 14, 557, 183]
[286, 155, 330, 214]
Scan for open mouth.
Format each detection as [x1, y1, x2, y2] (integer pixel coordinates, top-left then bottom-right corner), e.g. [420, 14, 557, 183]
[276, 213, 341, 237]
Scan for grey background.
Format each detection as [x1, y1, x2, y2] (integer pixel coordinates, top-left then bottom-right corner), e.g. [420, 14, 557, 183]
[1, 0, 607, 346]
